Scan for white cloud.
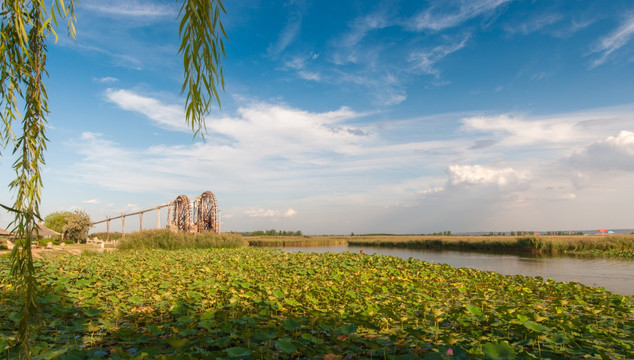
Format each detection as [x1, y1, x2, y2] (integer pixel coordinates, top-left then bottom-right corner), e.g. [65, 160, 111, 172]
[283, 209, 298, 217]
[380, 90, 407, 106]
[416, 187, 445, 195]
[590, 15, 634, 68]
[565, 130, 634, 171]
[556, 193, 576, 200]
[94, 77, 118, 83]
[245, 209, 279, 217]
[104, 89, 189, 132]
[297, 71, 321, 82]
[61, 97, 634, 234]
[66, 98, 384, 196]
[448, 164, 529, 187]
[206, 102, 369, 157]
[83, 199, 100, 204]
[245, 208, 296, 218]
[461, 114, 586, 146]
[408, 0, 511, 31]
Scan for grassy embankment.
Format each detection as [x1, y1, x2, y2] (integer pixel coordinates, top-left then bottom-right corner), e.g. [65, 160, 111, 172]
[246, 235, 348, 247]
[348, 234, 634, 257]
[241, 234, 634, 258]
[0, 248, 632, 359]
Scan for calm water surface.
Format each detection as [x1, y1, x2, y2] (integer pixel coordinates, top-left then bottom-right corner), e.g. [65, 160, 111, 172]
[278, 245, 634, 296]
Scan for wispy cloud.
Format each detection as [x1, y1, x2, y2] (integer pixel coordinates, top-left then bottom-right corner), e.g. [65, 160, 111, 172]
[331, 11, 391, 66]
[77, 44, 145, 70]
[407, 0, 511, 31]
[93, 77, 118, 83]
[590, 14, 634, 68]
[268, 5, 304, 55]
[408, 34, 470, 77]
[62, 0, 180, 72]
[505, 13, 564, 35]
[83, 0, 176, 18]
[340, 12, 390, 49]
[326, 2, 500, 101]
[283, 53, 322, 82]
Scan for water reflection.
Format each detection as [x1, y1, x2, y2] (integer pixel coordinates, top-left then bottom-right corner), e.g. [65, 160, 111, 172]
[279, 245, 634, 296]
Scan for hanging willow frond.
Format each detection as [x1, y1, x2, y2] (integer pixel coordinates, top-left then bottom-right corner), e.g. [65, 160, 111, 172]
[0, 0, 77, 356]
[178, 0, 227, 138]
[1, 1, 226, 355]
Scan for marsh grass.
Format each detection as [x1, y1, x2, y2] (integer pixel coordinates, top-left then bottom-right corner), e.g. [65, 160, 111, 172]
[247, 235, 348, 247]
[117, 229, 247, 250]
[347, 234, 634, 253]
[89, 231, 123, 241]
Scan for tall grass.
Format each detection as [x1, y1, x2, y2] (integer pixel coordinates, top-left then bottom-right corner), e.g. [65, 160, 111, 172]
[347, 234, 634, 253]
[247, 235, 348, 247]
[117, 229, 247, 250]
[89, 231, 123, 241]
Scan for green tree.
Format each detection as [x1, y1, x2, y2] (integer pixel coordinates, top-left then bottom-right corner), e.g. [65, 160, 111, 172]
[1, 0, 226, 354]
[44, 211, 70, 235]
[63, 210, 91, 243]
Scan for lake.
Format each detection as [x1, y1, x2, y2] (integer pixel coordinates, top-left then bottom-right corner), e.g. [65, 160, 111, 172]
[278, 245, 634, 296]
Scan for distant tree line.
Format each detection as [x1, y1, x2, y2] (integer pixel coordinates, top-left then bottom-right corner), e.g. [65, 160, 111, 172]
[421, 231, 587, 236]
[509, 231, 584, 236]
[242, 229, 303, 236]
[428, 231, 453, 236]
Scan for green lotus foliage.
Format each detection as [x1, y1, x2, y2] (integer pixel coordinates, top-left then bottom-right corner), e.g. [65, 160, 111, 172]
[0, 248, 631, 359]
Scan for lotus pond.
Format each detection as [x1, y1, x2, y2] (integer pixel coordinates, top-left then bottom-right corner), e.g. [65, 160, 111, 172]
[0, 248, 632, 359]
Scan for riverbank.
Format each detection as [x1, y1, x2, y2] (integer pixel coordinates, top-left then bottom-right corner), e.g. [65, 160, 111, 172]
[6, 233, 633, 259]
[348, 234, 634, 257]
[244, 234, 634, 258]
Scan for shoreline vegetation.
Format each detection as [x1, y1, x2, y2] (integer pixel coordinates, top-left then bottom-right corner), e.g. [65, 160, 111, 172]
[240, 233, 634, 259]
[4, 231, 633, 259]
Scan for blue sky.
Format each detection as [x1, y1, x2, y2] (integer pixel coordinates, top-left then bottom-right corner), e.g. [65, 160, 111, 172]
[2, 0, 634, 234]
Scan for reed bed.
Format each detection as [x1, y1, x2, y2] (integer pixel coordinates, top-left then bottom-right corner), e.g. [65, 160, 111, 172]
[348, 234, 634, 253]
[247, 235, 348, 247]
[117, 229, 247, 250]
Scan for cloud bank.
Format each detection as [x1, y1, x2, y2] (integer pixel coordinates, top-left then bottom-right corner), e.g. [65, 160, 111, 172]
[61, 90, 634, 233]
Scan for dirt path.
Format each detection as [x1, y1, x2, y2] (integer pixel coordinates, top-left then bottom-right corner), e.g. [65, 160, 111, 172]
[1, 245, 107, 259]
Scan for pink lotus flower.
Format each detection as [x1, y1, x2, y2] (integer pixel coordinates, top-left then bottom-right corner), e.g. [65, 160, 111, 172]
[446, 348, 454, 356]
